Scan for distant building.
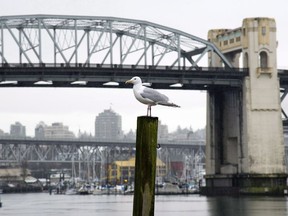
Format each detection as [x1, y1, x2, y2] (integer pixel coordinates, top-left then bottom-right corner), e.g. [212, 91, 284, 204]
[0, 129, 9, 137]
[0, 129, 5, 136]
[0, 168, 42, 192]
[124, 129, 136, 141]
[78, 130, 93, 140]
[158, 120, 169, 140]
[95, 108, 123, 140]
[35, 121, 47, 139]
[34, 122, 75, 139]
[108, 157, 166, 184]
[10, 122, 26, 138]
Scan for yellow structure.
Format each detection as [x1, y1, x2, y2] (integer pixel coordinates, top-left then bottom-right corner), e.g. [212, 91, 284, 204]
[108, 157, 166, 183]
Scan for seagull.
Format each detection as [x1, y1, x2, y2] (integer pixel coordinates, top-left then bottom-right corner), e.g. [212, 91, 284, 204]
[125, 76, 180, 116]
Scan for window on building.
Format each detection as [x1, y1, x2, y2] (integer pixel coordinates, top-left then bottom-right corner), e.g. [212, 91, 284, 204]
[244, 52, 249, 68]
[261, 26, 266, 36]
[259, 51, 268, 68]
[242, 28, 246, 36]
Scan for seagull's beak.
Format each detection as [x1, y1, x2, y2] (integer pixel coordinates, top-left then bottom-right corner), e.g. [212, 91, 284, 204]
[125, 79, 133, 84]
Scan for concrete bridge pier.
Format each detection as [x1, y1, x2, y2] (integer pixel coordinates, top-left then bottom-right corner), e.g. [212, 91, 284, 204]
[204, 17, 288, 195]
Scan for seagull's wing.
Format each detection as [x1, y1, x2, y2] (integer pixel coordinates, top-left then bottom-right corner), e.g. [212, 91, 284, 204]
[141, 86, 180, 107]
[140, 87, 169, 103]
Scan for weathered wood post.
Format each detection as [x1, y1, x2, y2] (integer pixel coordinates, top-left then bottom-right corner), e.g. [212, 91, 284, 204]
[133, 116, 158, 216]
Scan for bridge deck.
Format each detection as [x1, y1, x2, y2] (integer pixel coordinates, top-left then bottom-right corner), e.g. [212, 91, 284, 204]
[0, 64, 248, 90]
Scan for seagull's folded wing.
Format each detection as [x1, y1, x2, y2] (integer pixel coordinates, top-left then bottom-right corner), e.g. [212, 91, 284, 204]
[141, 87, 169, 103]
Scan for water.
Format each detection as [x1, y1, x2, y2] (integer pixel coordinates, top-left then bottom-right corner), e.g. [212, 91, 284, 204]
[0, 193, 288, 216]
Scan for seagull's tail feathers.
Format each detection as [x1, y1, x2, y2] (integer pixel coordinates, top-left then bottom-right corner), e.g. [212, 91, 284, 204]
[157, 101, 180, 108]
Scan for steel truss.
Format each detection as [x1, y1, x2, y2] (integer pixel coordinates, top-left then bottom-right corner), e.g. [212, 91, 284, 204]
[0, 138, 205, 180]
[0, 140, 132, 164]
[0, 138, 204, 164]
[0, 15, 232, 68]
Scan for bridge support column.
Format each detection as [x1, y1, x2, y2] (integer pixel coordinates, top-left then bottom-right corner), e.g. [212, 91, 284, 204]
[206, 90, 242, 175]
[203, 17, 287, 195]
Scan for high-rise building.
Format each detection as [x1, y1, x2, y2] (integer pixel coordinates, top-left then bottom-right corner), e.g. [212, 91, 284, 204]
[95, 108, 123, 140]
[35, 121, 47, 139]
[10, 122, 26, 137]
[34, 122, 75, 139]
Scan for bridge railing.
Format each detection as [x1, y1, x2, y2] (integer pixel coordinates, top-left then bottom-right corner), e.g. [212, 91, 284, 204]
[0, 63, 248, 73]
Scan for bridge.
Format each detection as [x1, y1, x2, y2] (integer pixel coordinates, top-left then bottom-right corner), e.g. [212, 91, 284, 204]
[0, 15, 288, 194]
[0, 137, 205, 163]
[0, 137, 206, 182]
[0, 15, 246, 91]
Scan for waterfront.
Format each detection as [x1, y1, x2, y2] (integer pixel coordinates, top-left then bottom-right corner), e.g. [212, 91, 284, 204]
[0, 193, 288, 216]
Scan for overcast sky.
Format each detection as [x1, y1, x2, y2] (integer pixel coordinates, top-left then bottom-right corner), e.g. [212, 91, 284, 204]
[0, 0, 287, 136]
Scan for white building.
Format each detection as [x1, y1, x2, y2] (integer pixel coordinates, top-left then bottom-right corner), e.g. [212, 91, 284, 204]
[35, 122, 75, 139]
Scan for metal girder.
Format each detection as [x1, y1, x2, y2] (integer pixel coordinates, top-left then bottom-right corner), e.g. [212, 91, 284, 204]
[85, 25, 107, 65]
[0, 138, 205, 164]
[281, 88, 288, 119]
[278, 73, 288, 120]
[40, 20, 68, 63]
[0, 15, 233, 68]
[20, 28, 42, 63]
[4, 23, 33, 65]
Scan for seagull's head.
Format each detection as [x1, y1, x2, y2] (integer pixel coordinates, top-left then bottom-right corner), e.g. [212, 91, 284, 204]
[125, 76, 142, 85]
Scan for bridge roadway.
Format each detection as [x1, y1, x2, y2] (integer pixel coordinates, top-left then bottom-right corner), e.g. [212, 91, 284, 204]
[0, 63, 247, 90]
[1, 64, 288, 90]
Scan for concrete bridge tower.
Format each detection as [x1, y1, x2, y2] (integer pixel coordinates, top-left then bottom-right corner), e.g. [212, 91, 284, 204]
[205, 17, 287, 195]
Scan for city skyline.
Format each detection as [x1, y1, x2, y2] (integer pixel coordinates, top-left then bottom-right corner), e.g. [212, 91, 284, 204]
[0, 87, 207, 137]
[0, 107, 205, 138]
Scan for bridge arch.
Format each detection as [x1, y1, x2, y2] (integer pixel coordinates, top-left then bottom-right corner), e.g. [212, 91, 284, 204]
[0, 15, 232, 68]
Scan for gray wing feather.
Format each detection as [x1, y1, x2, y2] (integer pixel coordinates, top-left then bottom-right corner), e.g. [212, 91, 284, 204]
[141, 87, 169, 102]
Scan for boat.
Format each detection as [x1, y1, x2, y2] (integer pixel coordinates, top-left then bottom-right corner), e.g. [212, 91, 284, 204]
[78, 183, 94, 195]
[65, 188, 78, 195]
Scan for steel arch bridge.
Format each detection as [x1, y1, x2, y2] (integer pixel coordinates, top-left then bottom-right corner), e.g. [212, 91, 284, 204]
[0, 15, 232, 68]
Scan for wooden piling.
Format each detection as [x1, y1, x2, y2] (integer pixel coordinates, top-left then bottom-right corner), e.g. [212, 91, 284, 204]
[133, 116, 158, 216]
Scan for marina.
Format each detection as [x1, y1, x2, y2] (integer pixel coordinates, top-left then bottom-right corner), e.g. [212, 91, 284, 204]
[0, 192, 288, 216]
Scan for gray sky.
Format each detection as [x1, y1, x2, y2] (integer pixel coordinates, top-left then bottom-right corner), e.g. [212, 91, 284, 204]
[0, 0, 287, 136]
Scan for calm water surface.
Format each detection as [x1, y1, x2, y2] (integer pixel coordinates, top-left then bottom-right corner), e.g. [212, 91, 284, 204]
[0, 193, 288, 216]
